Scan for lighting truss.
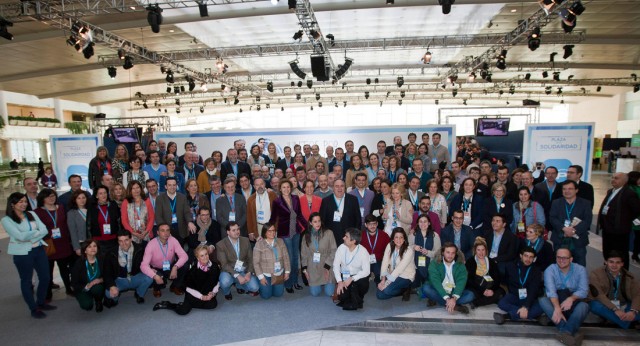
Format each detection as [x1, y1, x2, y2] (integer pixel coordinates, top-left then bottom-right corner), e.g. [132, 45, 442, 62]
[292, 0, 336, 77]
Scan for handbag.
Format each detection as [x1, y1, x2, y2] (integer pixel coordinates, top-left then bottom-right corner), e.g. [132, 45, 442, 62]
[44, 238, 56, 257]
[271, 273, 284, 286]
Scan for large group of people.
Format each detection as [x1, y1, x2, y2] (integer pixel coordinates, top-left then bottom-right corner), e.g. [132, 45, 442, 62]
[3, 133, 640, 346]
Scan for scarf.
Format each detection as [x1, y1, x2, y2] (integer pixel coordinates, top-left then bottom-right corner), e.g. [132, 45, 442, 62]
[197, 217, 212, 243]
[127, 200, 150, 243]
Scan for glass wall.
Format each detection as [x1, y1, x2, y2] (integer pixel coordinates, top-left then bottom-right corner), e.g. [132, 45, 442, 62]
[10, 140, 41, 163]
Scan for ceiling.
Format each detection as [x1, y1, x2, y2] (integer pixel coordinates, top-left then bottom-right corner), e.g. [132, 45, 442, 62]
[0, 0, 638, 117]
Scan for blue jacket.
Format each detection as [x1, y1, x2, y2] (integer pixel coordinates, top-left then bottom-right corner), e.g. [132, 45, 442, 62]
[1, 212, 48, 255]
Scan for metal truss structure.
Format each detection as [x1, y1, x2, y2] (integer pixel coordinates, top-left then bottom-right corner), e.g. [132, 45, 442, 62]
[90, 114, 171, 134]
[292, 0, 336, 80]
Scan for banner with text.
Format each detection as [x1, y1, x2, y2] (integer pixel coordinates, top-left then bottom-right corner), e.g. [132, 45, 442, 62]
[50, 134, 100, 191]
[523, 123, 595, 183]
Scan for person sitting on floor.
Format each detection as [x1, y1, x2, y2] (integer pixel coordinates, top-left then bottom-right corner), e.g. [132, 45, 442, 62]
[588, 250, 640, 329]
[465, 236, 505, 308]
[333, 227, 371, 311]
[140, 223, 189, 298]
[494, 246, 544, 325]
[253, 223, 291, 300]
[153, 245, 221, 315]
[71, 240, 105, 312]
[103, 231, 153, 307]
[376, 227, 416, 301]
[216, 222, 260, 300]
[422, 242, 474, 314]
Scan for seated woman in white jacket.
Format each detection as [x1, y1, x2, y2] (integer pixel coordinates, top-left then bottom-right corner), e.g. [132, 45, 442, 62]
[376, 227, 416, 301]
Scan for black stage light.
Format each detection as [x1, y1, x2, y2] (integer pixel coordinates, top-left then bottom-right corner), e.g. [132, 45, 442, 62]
[634, 84, 640, 93]
[528, 27, 541, 51]
[366, 78, 371, 85]
[289, 60, 307, 79]
[525, 73, 531, 80]
[315, 93, 320, 101]
[307, 80, 313, 88]
[188, 79, 196, 92]
[146, 4, 163, 33]
[107, 66, 117, 79]
[334, 58, 353, 79]
[123, 56, 134, 69]
[297, 81, 302, 88]
[82, 42, 95, 59]
[117, 48, 126, 60]
[267, 81, 274, 92]
[198, 2, 208, 17]
[0, 18, 14, 40]
[166, 70, 174, 83]
[288, 0, 296, 10]
[496, 49, 507, 70]
[542, 71, 548, 78]
[596, 86, 602, 92]
[563, 45, 574, 59]
[293, 30, 303, 41]
[553, 72, 560, 81]
[296, 94, 301, 100]
[397, 76, 404, 87]
[365, 92, 370, 99]
[438, 0, 455, 14]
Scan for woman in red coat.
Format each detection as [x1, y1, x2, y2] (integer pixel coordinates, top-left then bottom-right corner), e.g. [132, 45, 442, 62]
[300, 180, 322, 222]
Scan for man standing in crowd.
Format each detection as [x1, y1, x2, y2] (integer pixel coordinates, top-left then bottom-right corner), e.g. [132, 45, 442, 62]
[532, 166, 563, 230]
[344, 140, 356, 161]
[58, 174, 91, 210]
[394, 144, 410, 171]
[246, 177, 276, 242]
[155, 177, 194, 245]
[146, 179, 160, 236]
[325, 145, 335, 163]
[306, 144, 327, 174]
[144, 150, 167, 184]
[319, 179, 361, 245]
[565, 165, 594, 208]
[485, 213, 518, 278]
[375, 140, 387, 162]
[494, 166, 518, 201]
[550, 180, 592, 267]
[429, 133, 450, 173]
[408, 158, 432, 191]
[348, 173, 375, 228]
[386, 136, 402, 156]
[315, 174, 333, 199]
[23, 177, 39, 211]
[329, 148, 349, 179]
[221, 148, 251, 182]
[178, 151, 204, 181]
[216, 177, 248, 237]
[451, 161, 466, 186]
[598, 173, 640, 269]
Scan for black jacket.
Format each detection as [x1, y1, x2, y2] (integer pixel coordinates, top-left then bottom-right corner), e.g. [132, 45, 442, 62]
[87, 202, 122, 238]
[102, 243, 146, 289]
[484, 228, 518, 265]
[71, 256, 105, 293]
[503, 261, 543, 309]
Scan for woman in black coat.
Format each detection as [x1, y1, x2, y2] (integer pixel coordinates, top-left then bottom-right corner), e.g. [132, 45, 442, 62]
[519, 223, 554, 272]
[71, 240, 105, 312]
[482, 182, 514, 232]
[465, 237, 505, 307]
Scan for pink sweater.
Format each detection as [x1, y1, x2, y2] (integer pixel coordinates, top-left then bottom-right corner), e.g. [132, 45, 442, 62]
[140, 237, 188, 278]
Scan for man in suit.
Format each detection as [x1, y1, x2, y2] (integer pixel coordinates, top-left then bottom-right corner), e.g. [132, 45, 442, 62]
[57, 174, 92, 211]
[405, 176, 426, 211]
[221, 148, 252, 182]
[216, 222, 260, 300]
[484, 213, 518, 279]
[328, 148, 349, 180]
[493, 166, 518, 202]
[216, 177, 248, 237]
[566, 165, 594, 208]
[598, 173, 640, 269]
[411, 195, 442, 236]
[178, 142, 203, 167]
[348, 172, 375, 228]
[204, 175, 224, 239]
[319, 179, 361, 245]
[532, 166, 563, 231]
[408, 158, 432, 191]
[246, 177, 277, 242]
[393, 144, 411, 172]
[154, 177, 195, 245]
[177, 151, 204, 181]
[441, 210, 475, 260]
[276, 146, 293, 172]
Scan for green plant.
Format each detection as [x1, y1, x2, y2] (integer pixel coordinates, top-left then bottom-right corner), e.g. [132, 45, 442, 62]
[8, 115, 60, 123]
[64, 122, 89, 134]
[0, 117, 4, 129]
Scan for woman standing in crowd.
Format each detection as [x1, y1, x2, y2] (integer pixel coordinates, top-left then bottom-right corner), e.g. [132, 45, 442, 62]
[412, 214, 440, 289]
[39, 167, 57, 189]
[67, 190, 89, 257]
[367, 154, 381, 184]
[449, 178, 484, 232]
[511, 186, 545, 239]
[197, 158, 219, 194]
[120, 181, 155, 245]
[369, 177, 382, 195]
[405, 143, 418, 168]
[2, 192, 54, 319]
[439, 176, 458, 209]
[376, 228, 415, 300]
[265, 143, 279, 175]
[87, 185, 121, 254]
[122, 156, 149, 189]
[383, 183, 413, 236]
[372, 179, 392, 230]
[211, 150, 224, 172]
[291, 152, 305, 172]
[165, 141, 179, 165]
[520, 223, 553, 271]
[110, 182, 126, 209]
[397, 172, 409, 190]
[345, 154, 365, 189]
[483, 183, 513, 232]
[511, 168, 524, 188]
[253, 224, 291, 299]
[71, 240, 104, 312]
[161, 159, 185, 194]
[426, 179, 448, 228]
[88, 146, 112, 190]
[288, 176, 304, 197]
[478, 174, 492, 198]
[248, 144, 265, 167]
[111, 144, 129, 183]
[185, 179, 209, 241]
[381, 156, 390, 173]
[269, 180, 307, 293]
[418, 143, 430, 172]
[387, 156, 404, 183]
[300, 180, 322, 222]
[465, 237, 504, 307]
[358, 146, 370, 168]
[34, 188, 75, 299]
[301, 213, 337, 297]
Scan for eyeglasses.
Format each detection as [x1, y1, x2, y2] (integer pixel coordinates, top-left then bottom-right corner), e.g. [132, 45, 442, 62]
[452, 216, 464, 220]
[556, 256, 571, 260]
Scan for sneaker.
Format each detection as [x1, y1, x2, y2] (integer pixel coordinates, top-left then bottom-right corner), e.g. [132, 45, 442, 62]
[538, 314, 551, 326]
[555, 332, 576, 346]
[454, 304, 469, 314]
[38, 304, 57, 311]
[493, 312, 507, 325]
[31, 309, 46, 319]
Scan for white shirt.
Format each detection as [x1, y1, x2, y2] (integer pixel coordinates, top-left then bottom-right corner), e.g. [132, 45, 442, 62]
[333, 244, 371, 282]
[255, 192, 272, 223]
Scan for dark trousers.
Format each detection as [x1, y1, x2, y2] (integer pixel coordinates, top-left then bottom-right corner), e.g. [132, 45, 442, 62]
[151, 266, 188, 291]
[337, 277, 370, 309]
[98, 239, 119, 255]
[13, 246, 50, 312]
[370, 262, 382, 284]
[498, 293, 543, 321]
[603, 231, 630, 270]
[76, 284, 105, 310]
[472, 286, 505, 307]
[633, 229, 640, 257]
[47, 254, 76, 299]
[175, 294, 217, 315]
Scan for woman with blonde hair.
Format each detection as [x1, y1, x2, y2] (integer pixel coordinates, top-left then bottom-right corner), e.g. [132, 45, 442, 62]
[465, 236, 504, 307]
[382, 183, 413, 236]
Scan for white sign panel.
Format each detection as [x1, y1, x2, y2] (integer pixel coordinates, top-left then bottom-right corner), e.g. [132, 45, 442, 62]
[523, 123, 595, 183]
[50, 134, 100, 191]
[155, 125, 456, 166]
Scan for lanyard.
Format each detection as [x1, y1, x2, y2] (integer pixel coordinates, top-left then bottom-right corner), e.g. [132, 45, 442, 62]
[444, 191, 453, 202]
[355, 189, 365, 206]
[78, 209, 87, 220]
[311, 230, 320, 252]
[257, 193, 265, 210]
[28, 197, 37, 209]
[462, 196, 471, 211]
[392, 201, 399, 220]
[150, 196, 156, 210]
[561, 264, 573, 289]
[389, 171, 396, 182]
[565, 201, 575, 221]
[267, 240, 278, 260]
[98, 204, 110, 223]
[157, 237, 169, 260]
[613, 275, 620, 300]
[334, 195, 343, 212]
[392, 249, 400, 270]
[366, 231, 379, 251]
[45, 208, 57, 228]
[527, 238, 541, 252]
[134, 203, 142, 221]
[547, 183, 555, 201]
[86, 259, 99, 281]
[231, 238, 240, 258]
[494, 197, 503, 212]
[409, 190, 418, 209]
[345, 246, 360, 266]
[518, 264, 532, 288]
[169, 196, 176, 214]
[184, 164, 195, 179]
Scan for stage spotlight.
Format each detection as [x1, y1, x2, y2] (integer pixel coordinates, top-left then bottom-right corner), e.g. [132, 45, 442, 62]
[143, 102, 148, 109]
[117, 48, 126, 60]
[435, 100, 439, 105]
[438, 0, 455, 14]
[297, 81, 303, 88]
[166, 70, 174, 83]
[568, 75, 574, 81]
[122, 55, 134, 69]
[289, 60, 307, 79]
[0, 18, 14, 40]
[486, 73, 492, 83]
[82, 42, 95, 59]
[496, 49, 507, 70]
[374, 78, 379, 84]
[634, 84, 640, 93]
[452, 89, 458, 97]
[421, 51, 432, 64]
[296, 94, 301, 100]
[550, 52, 558, 63]
[266, 81, 274, 92]
[365, 92, 370, 99]
[563, 45, 574, 59]
[180, 85, 185, 93]
[528, 27, 541, 51]
[325, 34, 335, 47]
[463, 99, 467, 106]
[386, 0, 394, 4]
[174, 86, 180, 94]
[309, 29, 320, 40]
[201, 83, 208, 92]
[234, 97, 239, 105]
[175, 99, 180, 105]
[398, 100, 402, 105]
[334, 58, 353, 79]
[467, 72, 476, 83]
[307, 80, 313, 88]
[334, 102, 338, 108]
[542, 71, 548, 78]
[166, 86, 171, 93]
[146, 4, 163, 33]
[545, 86, 552, 95]
[343, 101, 347, 107]
[315, 93, 320, 101]
[318, 102, 322, 108]
[366, 78, 371, 85]
[288, 0, 296, 10]
[557, 87, 563, 95]
[107, 66, 117, 79]
[397, 76, 404, 87]
[596, 86, 602, 92]
[198, 1, 208, 17]
[293, 30, 303, 41]
[524, 73, 531, 80]
[400, 91, 406, 98]
[200, 106, 204, 113]
[559, 1, 585, 33]
[553, 72, 560, 81]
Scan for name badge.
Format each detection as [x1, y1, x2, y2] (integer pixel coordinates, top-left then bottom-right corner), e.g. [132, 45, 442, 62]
[463, 211, 471, 225]
[229, 212, 236, 222]
[162, 260, 171, 271]
[341, 270, 350, 280]
[103, 224, 111, 235]
[518, 288, 527, 299]
[483, 275, 493, 282]
[234, 260, 244, 272]
[564, 219, 571, 227]
[633, 218, 640, 227]
[418, 255, 427, 267]
[432, 158, 437, 164]
[171, 213, 178, 224]
[444, 282, 455, 293]
[47, 182, 52, 187]
[612, 300, 621, 309]
[333, 211, 341, 222]
[269, 167, 274, 175]
[274, 261, 282, 273]
[135, 219, 142, 229]
[602, 206, 609, 215]
[313, 252, 321, 263]
[392, 221, 397, 228]
[517, 222, 525, 233]
[369, 254, 377, 264]
[51, 228, 61, 239]
[257, 210, 265, 223]
[360, 207, 365, 217]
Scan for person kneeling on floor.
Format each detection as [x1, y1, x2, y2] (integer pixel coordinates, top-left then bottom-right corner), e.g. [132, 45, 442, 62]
[103, 231, 153, 307]
[140, 223, 189, 298]
[333, 227, 370, 310]
[376, 227, 415, 301]
[588, 250, 640, 329]
[153, 245, 221, 315]
[422, 242, 474, 314]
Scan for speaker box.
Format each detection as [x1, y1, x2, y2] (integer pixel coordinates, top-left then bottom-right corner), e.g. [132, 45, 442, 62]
[310, 55, 330, 81]
[94, 113, 107, 119]
[522, 99, 540, 106]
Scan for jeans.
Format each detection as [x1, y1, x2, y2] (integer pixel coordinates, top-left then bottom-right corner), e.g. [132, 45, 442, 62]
[309, 283, 336, 297]
[421, 283, 475, 306]
[283, 234, 300, 288]
[13, 246, 50, 311]
[219, 272, 260, 295]
[105, 273, 154, 301]
[498, 293, 543, 321]
[258, 276, 285, 299]
[589, 301, 640, 329]
[539, 296, 589, 335]
[377, 277, 412, 300]
[370, 261, 382, 284]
